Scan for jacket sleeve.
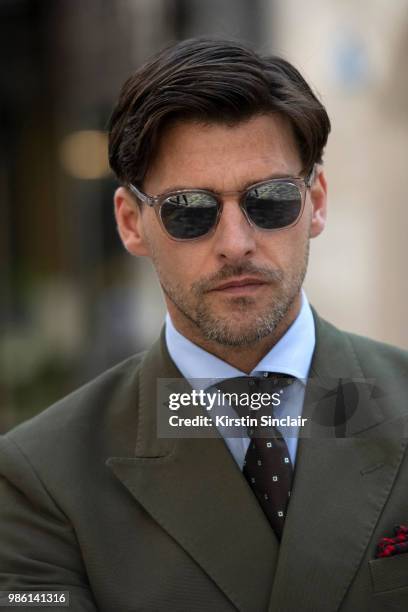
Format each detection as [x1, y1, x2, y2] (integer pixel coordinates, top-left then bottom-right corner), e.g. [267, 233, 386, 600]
[0, 435, 97, 611]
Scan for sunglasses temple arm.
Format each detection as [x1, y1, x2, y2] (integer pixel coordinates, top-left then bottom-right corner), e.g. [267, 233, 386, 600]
[306, 164, 318, 187]
[127, 183, 156, 207]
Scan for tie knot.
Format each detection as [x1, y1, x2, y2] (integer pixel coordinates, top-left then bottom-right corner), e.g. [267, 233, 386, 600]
[214, 374, 295, 421]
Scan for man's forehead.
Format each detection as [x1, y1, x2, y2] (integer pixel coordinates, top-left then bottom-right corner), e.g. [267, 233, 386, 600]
[144, 114, 302, 192]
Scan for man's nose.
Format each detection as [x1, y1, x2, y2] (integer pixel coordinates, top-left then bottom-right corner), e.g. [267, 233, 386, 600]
[212, 197, 257, 261]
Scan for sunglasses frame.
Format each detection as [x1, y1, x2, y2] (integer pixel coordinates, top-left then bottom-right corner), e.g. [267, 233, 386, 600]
[127, 165, 316, 242]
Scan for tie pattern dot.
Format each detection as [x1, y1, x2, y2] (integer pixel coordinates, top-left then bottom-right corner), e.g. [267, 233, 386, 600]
[217, 374, 295, 540]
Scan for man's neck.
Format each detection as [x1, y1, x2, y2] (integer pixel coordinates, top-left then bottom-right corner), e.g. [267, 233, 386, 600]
[166, 294, 302, 374]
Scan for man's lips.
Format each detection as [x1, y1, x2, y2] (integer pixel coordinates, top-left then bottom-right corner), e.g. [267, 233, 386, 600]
[210, 277, 268, 292]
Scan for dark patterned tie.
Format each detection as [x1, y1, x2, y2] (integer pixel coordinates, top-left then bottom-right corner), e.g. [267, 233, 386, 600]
[217, 375, 295, 540]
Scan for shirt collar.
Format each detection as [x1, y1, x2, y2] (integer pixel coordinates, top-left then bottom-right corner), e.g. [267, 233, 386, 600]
[165, 289, 315, 385]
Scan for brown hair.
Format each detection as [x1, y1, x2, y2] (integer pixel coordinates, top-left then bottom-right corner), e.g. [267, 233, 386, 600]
[108, 37, 331, 187]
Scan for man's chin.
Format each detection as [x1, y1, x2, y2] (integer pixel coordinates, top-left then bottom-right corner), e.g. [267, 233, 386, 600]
[193, 292, 300, 346]
[204, 294, 261, 314]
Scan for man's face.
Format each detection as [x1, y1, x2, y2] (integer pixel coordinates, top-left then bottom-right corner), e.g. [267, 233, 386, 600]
[115, 114, 327, 347]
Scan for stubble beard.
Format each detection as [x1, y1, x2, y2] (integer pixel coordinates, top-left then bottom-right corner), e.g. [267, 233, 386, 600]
[155, 240, 310, 348]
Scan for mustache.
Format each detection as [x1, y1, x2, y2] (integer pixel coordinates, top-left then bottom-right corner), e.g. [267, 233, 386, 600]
[192, 263, 284, 294]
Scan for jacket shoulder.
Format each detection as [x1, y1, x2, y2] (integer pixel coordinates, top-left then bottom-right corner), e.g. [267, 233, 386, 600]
[318, 315, 408, 385]
[344, 328, 407, 378]
[1, 350, 146, 464]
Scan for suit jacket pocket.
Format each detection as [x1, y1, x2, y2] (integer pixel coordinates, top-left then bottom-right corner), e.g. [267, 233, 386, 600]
[369, 554, 408, 593]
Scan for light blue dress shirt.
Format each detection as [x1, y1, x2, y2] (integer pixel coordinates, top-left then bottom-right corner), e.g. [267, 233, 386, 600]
[165, 291, 315, 469]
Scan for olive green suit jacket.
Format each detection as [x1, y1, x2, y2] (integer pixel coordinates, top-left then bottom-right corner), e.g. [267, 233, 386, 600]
[1, 312, 408, 612]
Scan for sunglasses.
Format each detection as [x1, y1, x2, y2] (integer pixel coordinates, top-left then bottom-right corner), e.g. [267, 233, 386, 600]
[128, 167, 315, 241]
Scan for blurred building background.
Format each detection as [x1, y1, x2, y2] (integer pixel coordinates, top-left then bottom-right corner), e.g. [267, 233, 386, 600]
[1, 0, 407, 430]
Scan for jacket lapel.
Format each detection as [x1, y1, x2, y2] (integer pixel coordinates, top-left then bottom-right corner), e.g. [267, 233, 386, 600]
[268, 314, 408, 612]
[107, 332, 279, 612]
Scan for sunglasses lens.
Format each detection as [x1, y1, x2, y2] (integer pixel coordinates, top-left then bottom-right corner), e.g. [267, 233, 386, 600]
[245, 181, 302, 229]
[161, 192, 218, 239]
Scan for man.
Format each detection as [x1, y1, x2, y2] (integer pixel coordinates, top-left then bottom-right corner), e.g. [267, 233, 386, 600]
[1, 38, 407, 612]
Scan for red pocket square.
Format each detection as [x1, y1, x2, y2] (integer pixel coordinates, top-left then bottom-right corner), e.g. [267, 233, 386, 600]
[375, 525, 408, 558]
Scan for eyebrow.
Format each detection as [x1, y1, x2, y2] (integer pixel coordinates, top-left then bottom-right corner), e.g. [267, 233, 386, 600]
[155, 172, 299, 195]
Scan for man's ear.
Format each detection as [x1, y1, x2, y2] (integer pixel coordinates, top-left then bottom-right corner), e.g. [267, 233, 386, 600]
[309, 166, 328, 239]
[114, 187, 150, 256]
